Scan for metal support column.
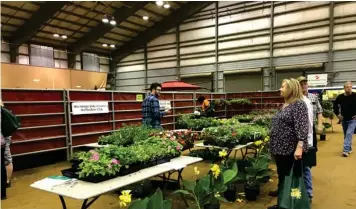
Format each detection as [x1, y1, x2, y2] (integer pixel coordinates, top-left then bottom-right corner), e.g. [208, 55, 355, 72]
[63, 90, 70, 161]
[9, 45, 18, 63]
[176, 25, 181, 81]
[214, 1, 219, 92]
[67, 53, 76, 69]
[111, 91, 116, 131]
[269, 2, 275, 90]
[109, 59, 117, 90]
[327, 2, 335, 73]
[144, 44, 148, 88]
[172, 93, 176, 130]
[66, 90, 73, 159]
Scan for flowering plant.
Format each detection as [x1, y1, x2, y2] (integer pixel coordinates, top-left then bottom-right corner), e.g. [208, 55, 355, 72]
[126, 188, 171, 209]
[173, 163, 238, 209]
[154, 130, 195, 150]
[202, 126, 239, 148]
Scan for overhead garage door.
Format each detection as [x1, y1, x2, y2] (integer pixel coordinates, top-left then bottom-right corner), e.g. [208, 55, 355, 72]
[181, 75, 213, 92]
[224, 72, 263, 92]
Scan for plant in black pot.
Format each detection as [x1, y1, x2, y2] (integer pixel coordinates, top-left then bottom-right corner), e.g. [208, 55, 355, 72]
[219, 154, 241, 203]
[173, 163, 238, 209]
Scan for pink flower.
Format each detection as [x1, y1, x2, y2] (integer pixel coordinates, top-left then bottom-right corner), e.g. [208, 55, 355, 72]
[90, 154, 99, 161]
[176, 145, 181, 151]
[107, 164, 112, 169]
[89, 150, 98, 155]
[111, 159, 119, 165]
[170, 137, 175, 141]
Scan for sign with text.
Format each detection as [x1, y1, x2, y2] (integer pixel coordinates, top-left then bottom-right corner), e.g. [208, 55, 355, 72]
[307, 74, 328, 86]
[72, 101, 109, 115]
[159, 100, 172, 111]
[136, 94, 143, 101]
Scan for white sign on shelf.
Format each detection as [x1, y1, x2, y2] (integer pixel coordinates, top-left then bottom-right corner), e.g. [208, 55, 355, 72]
[307, 74, 328, 86]
[159, 100, 171, 111]
[72, 101, 109, 115]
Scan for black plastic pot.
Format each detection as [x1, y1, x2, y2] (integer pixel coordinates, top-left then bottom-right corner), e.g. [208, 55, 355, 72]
[118, 164, 143, 176]
[224, 187, 237, 202]
[320, 134, 326, 141]
[204, 203, 220, 209]
[156, 157, 171, 165]
[61, 168, 79, 179]
[79, 173, 116, 183]
[261, 176, 270, 183]
[244, 184, 260, 201]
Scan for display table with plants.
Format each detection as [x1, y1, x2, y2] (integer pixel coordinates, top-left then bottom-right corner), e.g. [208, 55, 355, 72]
[31, 156, 203, 209]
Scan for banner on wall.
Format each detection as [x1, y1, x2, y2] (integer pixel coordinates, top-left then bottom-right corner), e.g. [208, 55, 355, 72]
[307, 74, 328, 86]
[72, 101, 109, 115]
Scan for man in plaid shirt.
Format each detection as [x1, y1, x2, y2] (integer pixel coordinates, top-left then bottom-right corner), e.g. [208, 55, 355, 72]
[142, 83, 171, 129]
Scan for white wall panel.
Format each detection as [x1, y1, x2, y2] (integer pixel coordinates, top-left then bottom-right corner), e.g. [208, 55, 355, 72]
[219, 36, 269, 50]
[18, 55, 29, 65]
[219, 18, 270, 36]
[1, 42, 10, 52]
[147, 68, 176, 77]
[180, 27, 215, 42]
[147, 61, 176, 69]
[147, 34, 175, 46]
[180, 19, 215, 31]
[334, 23, 356, 35]
[99, 57, 110, 64]
[180, 57, 215, 66]
[117, 71, 145, 80]
[274, 7, 328, 27]
[333, 40, 356, 50]
[274, 27, 329, 42]
[19, 45, 29, 55]
[181, 52, 215, 59]
[117, 78, 145, 86]
[274, 2, 328, 13]
[274, 43, 328, 57]
[116, 85, 145, 91]
[147, 48, 176, 59]
[54, 50, 67, 59]
[75, 62, 81, 70]
[118, 60, 145, 66]
[219, 50, 269, 62]
[147, 76, 176, 84]
[219, 9, 270, 25]
[54, 60, 68, 68]
[76, 54, 81, 62]
[117, 64, 145, 72]
[180, 43, 215, 54]
[121, 53, 144, 62]
[180, 39, 214, 47]
[100, 65, 109, 72]
[1, 53, 10, 63]
[334, 2, 356, 17]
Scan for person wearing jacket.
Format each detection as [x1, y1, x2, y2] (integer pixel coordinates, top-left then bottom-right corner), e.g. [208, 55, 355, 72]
[1, 134, 7, 200]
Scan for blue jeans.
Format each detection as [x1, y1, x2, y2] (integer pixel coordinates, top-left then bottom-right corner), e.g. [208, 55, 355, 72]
[303, 167, 313, 198]
[341, 120, 356, 153]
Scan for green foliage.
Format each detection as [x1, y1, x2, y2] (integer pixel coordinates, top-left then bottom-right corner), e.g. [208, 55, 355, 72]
[229, 99, 252, 105]
[322, 100, 333, 111]
[322, 109, 334, 119]
[128, 188, 172, 209]
[201, 126, 239, 147]
[98, 125, 158, 146]
[233, 114, 255, 123]
[244, 153, 271, 187]
[173, 164, 238, 208]
[252, 114, 273, 128]
[188, 149, 220, 162]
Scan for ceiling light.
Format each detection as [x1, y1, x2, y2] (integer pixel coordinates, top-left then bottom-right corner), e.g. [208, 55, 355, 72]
[53, 34, 59, 38]
[76, 85, 81, 88]
[110, 17, 116, 25]
[110, 44, 115, 48]
[156, 1, 164, 6]
[102, 15, 109, 23]
[102, 44, 108, 47]
[163, 3, 170, 9]
[33, 79, 40, 82]
[61, 35, 67, 39]
[143, 15, 149, 21]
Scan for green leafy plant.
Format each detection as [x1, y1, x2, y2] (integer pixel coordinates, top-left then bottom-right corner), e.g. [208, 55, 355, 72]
[127, 188, 171, 209]
[322, 100, 333, 111]
[322, 109, 334, 119]
[201, 126, 239, 148]
[233, 114, 255, 123]
[173, 163, 238, 209]
[189, 148, 220, 162]
[229, 99, 252, 105]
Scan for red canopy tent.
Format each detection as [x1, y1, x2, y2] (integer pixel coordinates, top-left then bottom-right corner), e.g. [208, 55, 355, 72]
[161, 81, 202, 91]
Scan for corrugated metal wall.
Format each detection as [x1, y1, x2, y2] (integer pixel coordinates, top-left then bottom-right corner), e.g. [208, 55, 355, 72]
[116, 1, 356, 91]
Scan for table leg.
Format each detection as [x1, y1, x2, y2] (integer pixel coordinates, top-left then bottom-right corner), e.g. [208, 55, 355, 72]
[81, 196, 100, 209]
[59, 195, 67, 209]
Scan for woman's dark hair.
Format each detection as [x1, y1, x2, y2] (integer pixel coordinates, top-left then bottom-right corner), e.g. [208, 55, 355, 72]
[197, 96, 205, 103]
[150, 82, 162, 91]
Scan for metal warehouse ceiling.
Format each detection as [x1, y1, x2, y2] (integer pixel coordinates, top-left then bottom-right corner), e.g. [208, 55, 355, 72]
[1, 1, 211, 61]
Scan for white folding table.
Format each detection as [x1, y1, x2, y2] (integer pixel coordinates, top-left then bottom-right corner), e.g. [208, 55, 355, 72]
[31, 156, 202, 209]
[194, 142, 255, 159]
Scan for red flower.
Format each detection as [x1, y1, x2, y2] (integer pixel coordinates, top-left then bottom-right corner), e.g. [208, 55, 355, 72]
[232, 132, 236, 136]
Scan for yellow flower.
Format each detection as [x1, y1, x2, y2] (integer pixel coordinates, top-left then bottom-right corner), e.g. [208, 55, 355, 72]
[214, 193, 221, 198]
[290, 188, 302, 199]
[194, 166, 200, 175]
[210, 164, 221, 179]
[254, 140, 263, 146]
[264, 136, 270, 142]
[219, 150, 228, 158]
[236, 198, 244, 203]
[119, 190, 132, 207]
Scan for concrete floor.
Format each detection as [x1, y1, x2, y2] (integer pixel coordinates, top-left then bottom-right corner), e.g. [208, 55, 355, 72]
[2, 123, 356, 209]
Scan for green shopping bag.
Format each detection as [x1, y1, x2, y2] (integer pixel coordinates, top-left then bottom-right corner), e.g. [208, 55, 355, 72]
[278, 161, 310, 209]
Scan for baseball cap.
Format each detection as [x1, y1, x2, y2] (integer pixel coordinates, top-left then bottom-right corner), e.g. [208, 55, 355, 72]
[296, 76, 307, 83]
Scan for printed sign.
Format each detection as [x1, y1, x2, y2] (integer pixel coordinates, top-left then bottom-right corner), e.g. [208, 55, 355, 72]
[159, 100, 171, 111]
[307, 74, 328, 86]
[136, 94, 143, 102]
[72, 101, 109, 115]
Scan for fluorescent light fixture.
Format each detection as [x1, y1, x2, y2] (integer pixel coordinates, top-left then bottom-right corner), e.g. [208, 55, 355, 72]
[61, 35, 67, 39]
[223, 68, 261, 75]
[163, 3, 170, 8]
[143, 15, 149, 20]
[275, 63, 323, 71]
[76, 85, 82, 88]
[53, 34, 59, 38]
[156, 1, 164, 6]
[110, 44, 115, 48]
[33, 79, 40, 82]
[102, 44, 108, 47]
[102, 15, 109, 23]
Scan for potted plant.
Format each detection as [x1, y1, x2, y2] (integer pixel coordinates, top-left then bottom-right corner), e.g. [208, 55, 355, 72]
[125, 188, 172, 209]
[173, 163, 238, 209]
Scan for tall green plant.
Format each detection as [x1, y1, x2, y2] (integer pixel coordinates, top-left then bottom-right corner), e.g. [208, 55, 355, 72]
[127, 188, 171, 209]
